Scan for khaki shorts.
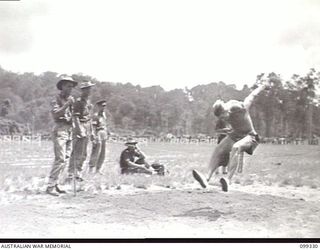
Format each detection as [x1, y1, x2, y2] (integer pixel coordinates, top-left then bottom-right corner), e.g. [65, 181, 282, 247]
[233, 134, 259, 155]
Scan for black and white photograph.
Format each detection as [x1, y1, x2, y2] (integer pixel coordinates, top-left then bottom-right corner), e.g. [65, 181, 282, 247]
[0, 0, 320, 242]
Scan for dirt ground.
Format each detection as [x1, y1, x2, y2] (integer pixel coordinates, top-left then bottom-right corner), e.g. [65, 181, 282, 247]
[1, 182, 320, 239]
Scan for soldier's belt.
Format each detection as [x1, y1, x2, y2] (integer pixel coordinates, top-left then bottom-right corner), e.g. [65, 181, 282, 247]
[79, 118, 90, 122]
[55, 118, 72, 125]
[96, 127, 106, 131]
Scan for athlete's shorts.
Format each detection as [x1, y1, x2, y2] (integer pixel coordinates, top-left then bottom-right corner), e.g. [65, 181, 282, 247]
[232, 133, 260, 155]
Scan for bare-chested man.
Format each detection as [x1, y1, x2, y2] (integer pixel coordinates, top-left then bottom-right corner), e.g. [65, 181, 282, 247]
[193, 80, 270, 192]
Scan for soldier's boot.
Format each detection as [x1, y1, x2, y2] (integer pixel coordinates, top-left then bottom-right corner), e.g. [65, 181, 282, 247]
[76, 177, 84, 182]
[220, 177, 228, 192]
[55, 184, 67, 194]
[96, 169, 104, 175]
[46, 186, 59, 197]
[67, 173, 84, 182]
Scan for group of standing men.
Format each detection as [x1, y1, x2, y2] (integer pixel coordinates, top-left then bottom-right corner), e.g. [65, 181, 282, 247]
[46, 77, 109, 196]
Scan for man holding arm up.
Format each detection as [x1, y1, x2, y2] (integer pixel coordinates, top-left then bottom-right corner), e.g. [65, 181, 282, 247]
[193, 80, 271, 192]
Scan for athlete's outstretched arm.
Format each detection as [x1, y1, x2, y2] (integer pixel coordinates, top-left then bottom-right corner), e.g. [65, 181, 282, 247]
[243, 82, 269, 109]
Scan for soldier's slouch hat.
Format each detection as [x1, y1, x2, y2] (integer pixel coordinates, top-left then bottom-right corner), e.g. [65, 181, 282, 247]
[56, 76, 78, 90]
[125, 138, 138, 146]
[96, 99, 107, 106]
[79, 81, 95, 89]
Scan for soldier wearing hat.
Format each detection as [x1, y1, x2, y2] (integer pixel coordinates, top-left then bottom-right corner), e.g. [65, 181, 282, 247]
[119, 138, 153, 175]
[46, 76, 77, 196]
[119, 138, 166, 175]
[67, 81, 95, 181]
[88, 99, 110, 175]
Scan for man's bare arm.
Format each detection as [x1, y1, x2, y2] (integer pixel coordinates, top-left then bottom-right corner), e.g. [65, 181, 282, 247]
[243, 84, 268, 109]
[135, 146, 147, 159]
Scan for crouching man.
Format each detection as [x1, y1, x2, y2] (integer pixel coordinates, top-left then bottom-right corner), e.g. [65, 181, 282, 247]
[120, 139, 165, 175]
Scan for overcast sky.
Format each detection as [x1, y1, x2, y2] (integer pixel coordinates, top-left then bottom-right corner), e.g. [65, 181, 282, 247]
[0, 0, 319, 90]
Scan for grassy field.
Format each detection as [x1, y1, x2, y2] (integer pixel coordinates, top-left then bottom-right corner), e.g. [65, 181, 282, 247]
[1, 141, 320, 238]
[0, 141, 319, 194]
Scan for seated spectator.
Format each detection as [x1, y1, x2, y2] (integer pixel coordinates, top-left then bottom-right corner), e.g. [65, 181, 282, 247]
[120, 138, 165, 175]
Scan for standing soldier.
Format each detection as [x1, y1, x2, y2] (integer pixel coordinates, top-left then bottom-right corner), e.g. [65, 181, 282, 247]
[46, 76, 78, 196]
[88, 99, 109, 175]
[68, 81, 95, 182]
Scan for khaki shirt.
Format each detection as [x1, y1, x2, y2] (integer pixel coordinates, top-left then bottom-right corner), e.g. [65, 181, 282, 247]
[73, 97, 93, 122]
[72, 97, 93, 137]
[92, 112, 107, 132]
[51, 94, 73, 124]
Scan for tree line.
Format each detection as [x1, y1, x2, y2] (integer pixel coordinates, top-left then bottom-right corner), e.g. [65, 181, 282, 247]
[0, 66, 319, 139]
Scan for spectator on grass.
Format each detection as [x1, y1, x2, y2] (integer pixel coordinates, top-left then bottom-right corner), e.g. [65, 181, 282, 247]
[120, 138, 165, 175]
[193, 79, 272, 192]
[46, 76, 77, 196]
[88, 99, 110, 175]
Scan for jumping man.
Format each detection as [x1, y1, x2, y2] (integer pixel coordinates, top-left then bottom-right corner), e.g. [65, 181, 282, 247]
[193, 80, 271, 192]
